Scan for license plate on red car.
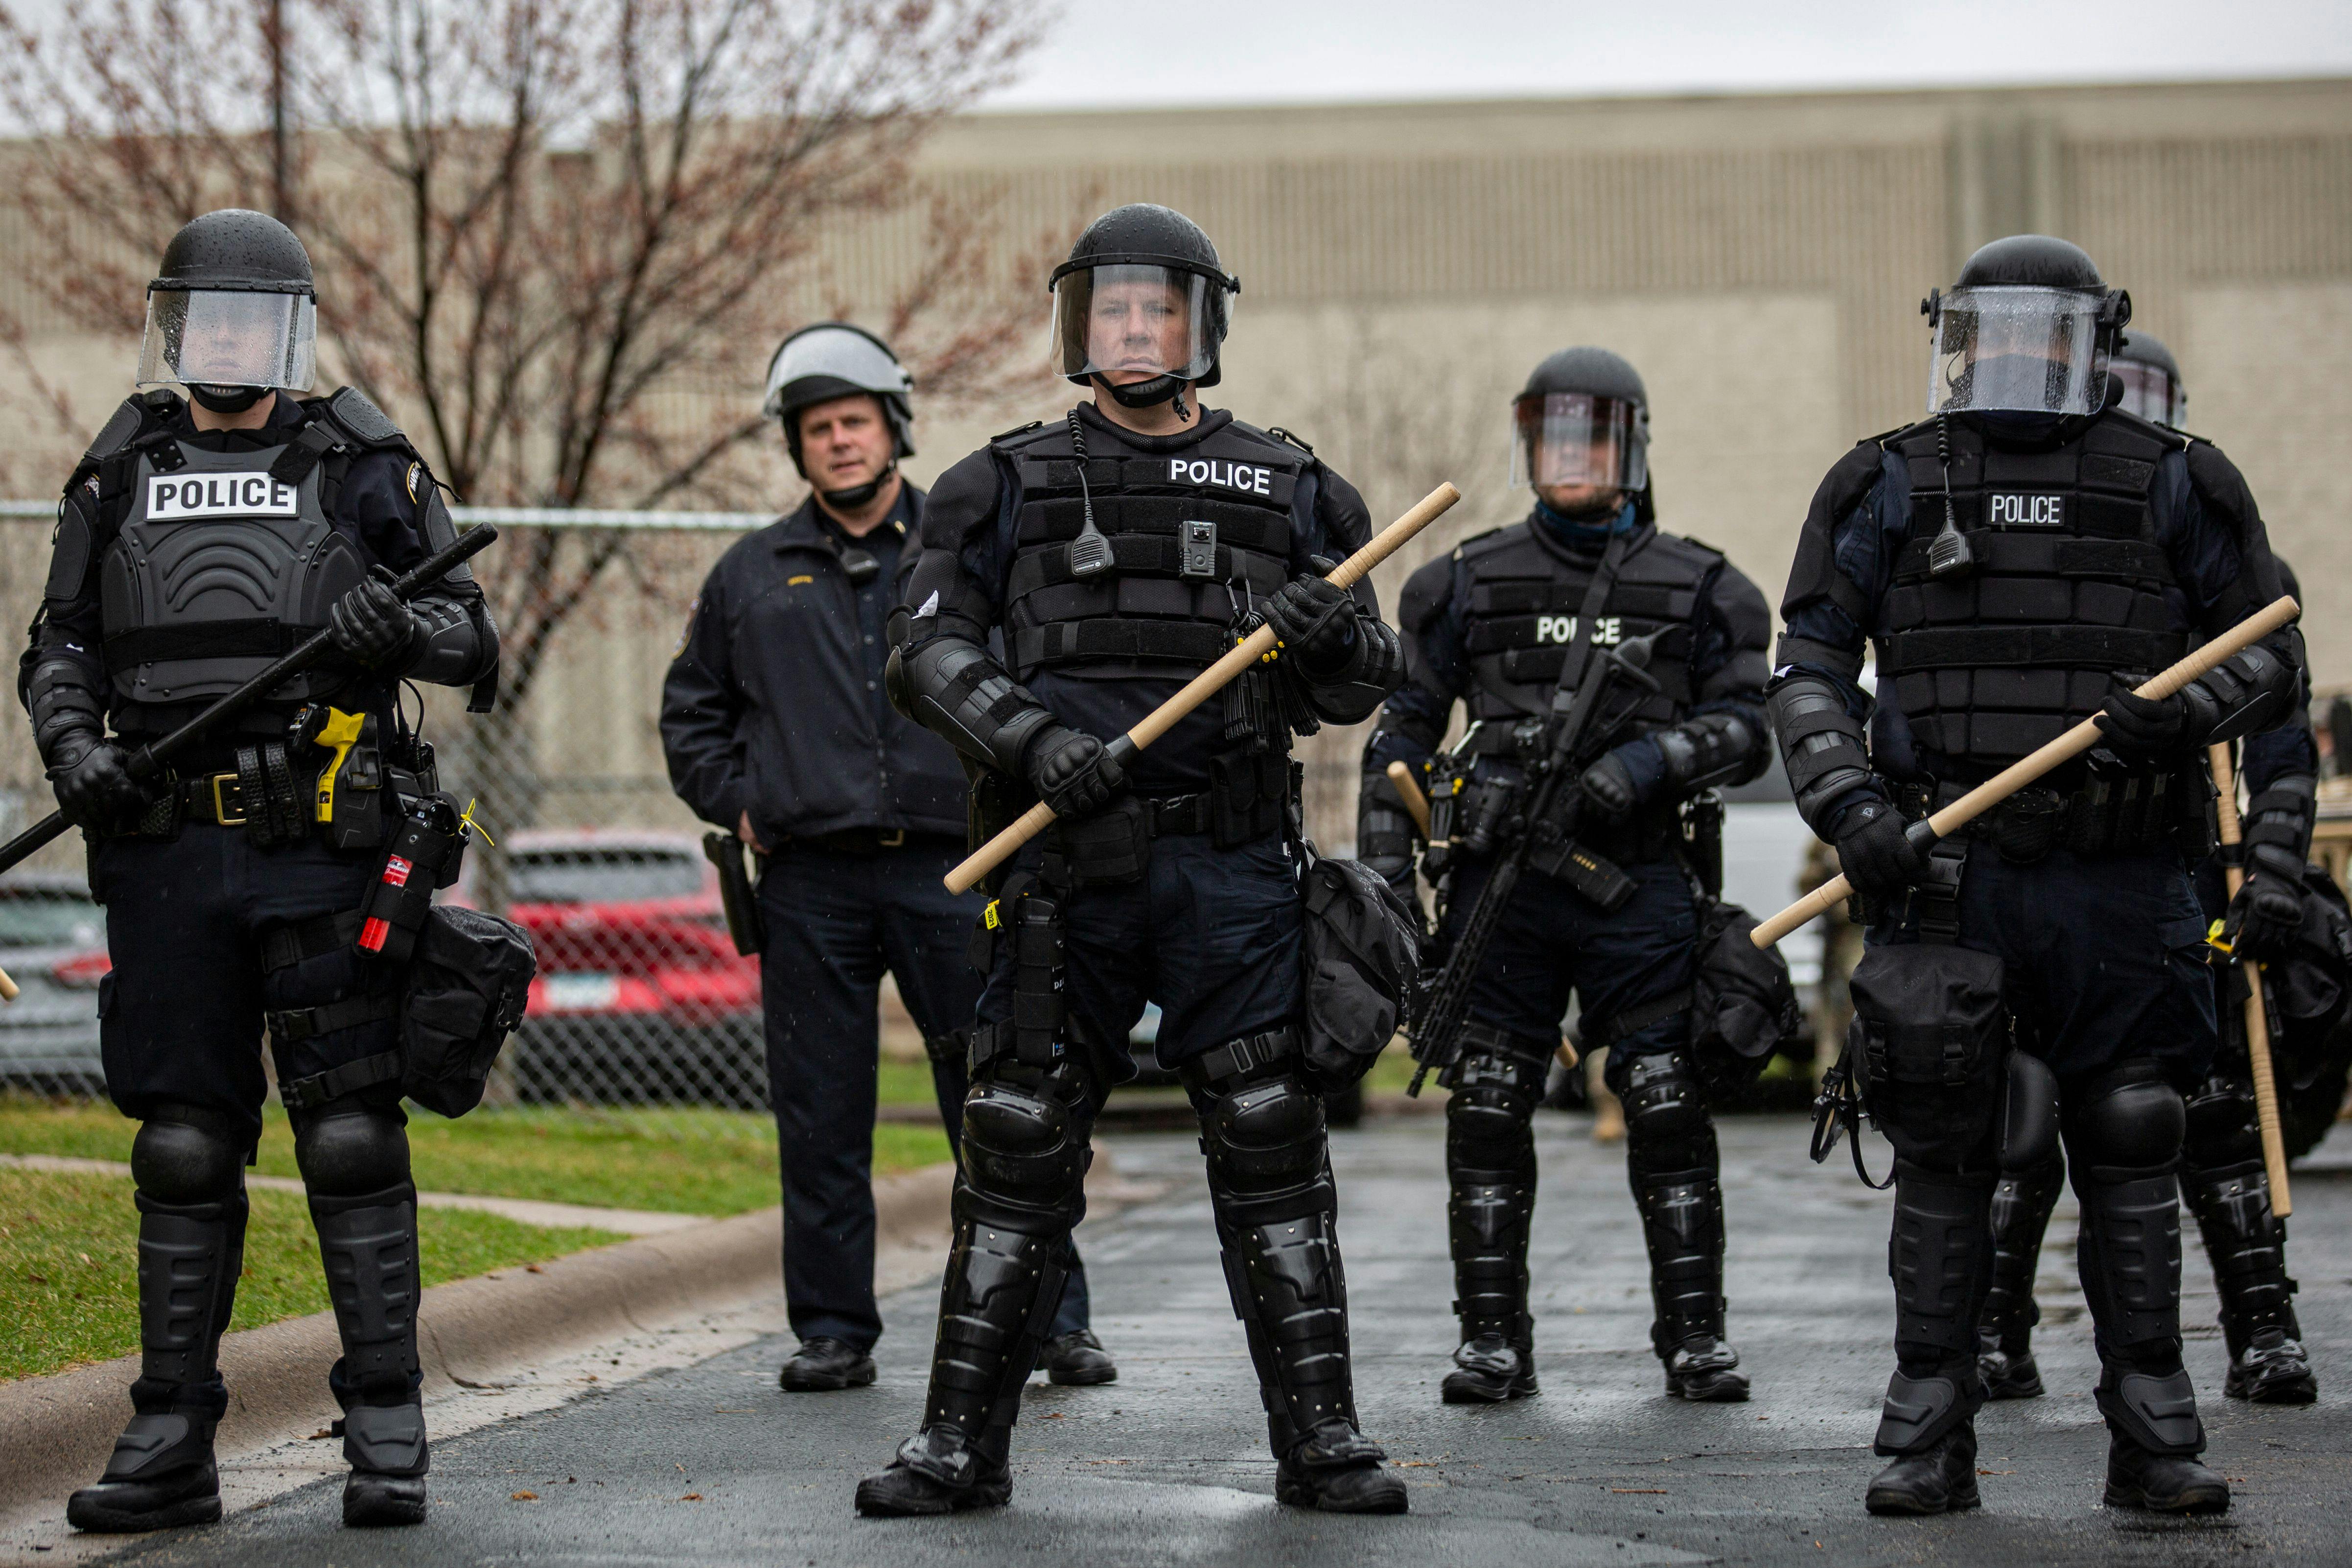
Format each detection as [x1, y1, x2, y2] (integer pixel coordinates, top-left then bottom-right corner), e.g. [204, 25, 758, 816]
[542, 973, 621, 1011]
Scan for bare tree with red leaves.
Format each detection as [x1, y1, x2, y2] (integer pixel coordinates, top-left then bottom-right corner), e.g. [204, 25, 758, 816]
[0, 0, 1061, 722]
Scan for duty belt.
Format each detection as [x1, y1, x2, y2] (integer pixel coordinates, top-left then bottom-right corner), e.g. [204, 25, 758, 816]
[1895, 763, 2204, 862]
[784, 826, 918, 854]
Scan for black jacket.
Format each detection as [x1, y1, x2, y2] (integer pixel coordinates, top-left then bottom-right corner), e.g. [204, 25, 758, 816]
[661, 486, 966, 843]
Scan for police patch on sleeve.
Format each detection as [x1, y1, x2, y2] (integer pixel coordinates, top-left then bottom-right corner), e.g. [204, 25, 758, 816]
[673, 597, 699, 659]
[405, 462, 423, 503]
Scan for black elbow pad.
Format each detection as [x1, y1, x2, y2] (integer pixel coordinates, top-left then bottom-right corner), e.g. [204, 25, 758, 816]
[903, 637, 1055, 775]
[2243, 772, 2316, 868]
[1767, 674, 1875, 836]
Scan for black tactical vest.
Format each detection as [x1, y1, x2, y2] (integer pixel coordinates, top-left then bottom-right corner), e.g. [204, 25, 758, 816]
[996, 417, 1304, 681]
[98, 438, 364, 706]
[1454, 520, 1717, 735]
[1876, 411, 2188, 767]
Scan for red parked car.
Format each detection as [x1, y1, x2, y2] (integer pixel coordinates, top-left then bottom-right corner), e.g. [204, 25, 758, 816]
[488, 830, 768, 1107]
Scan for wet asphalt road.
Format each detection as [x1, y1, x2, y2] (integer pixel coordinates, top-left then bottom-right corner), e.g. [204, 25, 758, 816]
[71, 1112, 2352, 1567]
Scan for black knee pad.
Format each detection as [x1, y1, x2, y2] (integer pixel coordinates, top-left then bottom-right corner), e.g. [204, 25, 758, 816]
[2182, 1074, 2259, 1169]
[1199, 1073, 1331, 1226]
[2066, 1062, 2185, 1176]
[130, 1116, 244, 1206]
[1619, 1051, 1714, 1175]
[958, 1075, 1090, 1225]
[294, 1103, 413, 1198]
[1444, 1044, 1542, 1172]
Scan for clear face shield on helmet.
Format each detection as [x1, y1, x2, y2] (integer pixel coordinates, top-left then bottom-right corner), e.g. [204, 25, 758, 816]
[1509, 392, 1648, 493]
[1925, 285, 2111, 417]
[1049, 264, 1230, 385]
[2111, 358, 2187, 428]
[136, 288, 318, 393]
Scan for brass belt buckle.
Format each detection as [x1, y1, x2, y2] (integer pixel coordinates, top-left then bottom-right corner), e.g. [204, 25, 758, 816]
[877, 828, 905, 848]
[209, 772, 247, 826]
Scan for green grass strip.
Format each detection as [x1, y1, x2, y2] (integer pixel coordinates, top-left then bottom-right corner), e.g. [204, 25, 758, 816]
[0, 1167, 618, 1384]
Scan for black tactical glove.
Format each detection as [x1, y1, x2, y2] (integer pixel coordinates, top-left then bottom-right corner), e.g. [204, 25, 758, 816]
[1834, 799, 1925, 907]
[1266, 558, 1357, 672]
[2226, 844, 2305, 961]
[2096, 683, 2220, 761]
[329, 570, 424, 671]
[47, 733, 148, 830]
[1580, 736, 1667, 821]
[1025, 724, 1126, 819]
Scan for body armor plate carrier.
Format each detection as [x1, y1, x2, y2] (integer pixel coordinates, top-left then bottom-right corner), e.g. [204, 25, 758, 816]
[1876, 412, 2188, 767]
[997, 418, 1305, 682]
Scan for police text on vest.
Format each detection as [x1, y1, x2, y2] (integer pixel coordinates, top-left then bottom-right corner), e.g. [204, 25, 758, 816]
[147, 473, 299, 520]
[1988, 493, 2064, 527]
[1536, 615, 1621, 646]
[1168, 459, 1273, 495]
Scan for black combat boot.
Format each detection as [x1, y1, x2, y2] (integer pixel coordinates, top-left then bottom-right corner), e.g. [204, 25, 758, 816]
[2185, 1158, 2318, 1404]
[2099, 1367, 2231, 1514]
[68, 1188, 247, 1533]
[1198, 1059, 1405, 1514]
[1978, 1158, 2064, 1400]
[1865, 1383, 1980, 1517]
[1440, 1044, 1541, 1404]
[311, 1187, 430, 1528]
[858, 1068, 1090, 1517]
[1634, 1169, 1748, 1402]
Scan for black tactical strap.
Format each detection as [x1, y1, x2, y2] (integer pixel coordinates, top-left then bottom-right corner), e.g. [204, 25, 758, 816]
[1190, 1026, 1301, 1088]
[1878, 624, 2185, 674]
[1891, 533, 2175, 585]
[1144, 793, 1214, 837]
[1005, 535, 1290, 602]
[104, 617, 315, 667]
[1013, 619, 1231, 672]
[277, 1048, 404, 1112]
[268, 421, 344, 486]
[260, 910, 367, 973]
[267, 993, 400, 1047]
[1906, 839, 1971, 946]
[1017, 495, 1289, 551]
[1582, 989, 1694, 1051]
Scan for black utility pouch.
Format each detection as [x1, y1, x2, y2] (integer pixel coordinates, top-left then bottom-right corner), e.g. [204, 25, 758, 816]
[1299, 853, 1425, 1090]
[1055, 796, 1150, 886]
[1209, 749, 1290, 848]
[1690, 899, 1804, 1093]
[1847, 942, 2011, 1166]
[400, 905, 536, 1118]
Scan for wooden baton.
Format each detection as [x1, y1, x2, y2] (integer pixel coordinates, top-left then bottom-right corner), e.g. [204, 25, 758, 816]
[1751, 594, 2304, 948]
[1386, 760, 1432, 836]
[944, 483, 1462, 894]
[2209, 740, 2294, 1217]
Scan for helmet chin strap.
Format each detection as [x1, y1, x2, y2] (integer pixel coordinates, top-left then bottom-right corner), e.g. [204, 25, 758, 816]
[818, 463, 894, 513]
[1095, 373, 1189, 420]
[188, 382, 269, 413]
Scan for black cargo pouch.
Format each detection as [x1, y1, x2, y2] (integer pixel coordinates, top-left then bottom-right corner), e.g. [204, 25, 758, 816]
[1046, 796, 1150, 887]
[1689, 898, 1804, 1092]
[1298, 852, 1424, 1090]
[1209, 749, 1290, 849]
[398, 906, 536, 1118]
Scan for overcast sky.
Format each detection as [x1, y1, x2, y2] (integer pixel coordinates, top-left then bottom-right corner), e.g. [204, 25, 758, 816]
[985, 0, 2352, 111]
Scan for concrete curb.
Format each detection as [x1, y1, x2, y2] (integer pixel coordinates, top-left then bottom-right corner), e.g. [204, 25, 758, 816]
[0, 1161, 954, 1519]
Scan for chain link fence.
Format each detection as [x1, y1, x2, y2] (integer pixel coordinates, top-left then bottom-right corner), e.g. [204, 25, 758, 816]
[0, 509, 1373, 1127]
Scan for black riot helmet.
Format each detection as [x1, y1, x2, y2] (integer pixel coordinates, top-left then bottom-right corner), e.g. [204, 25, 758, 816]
[762, 322, 916, 492]
[1922, 234, 2130, 418]
[1511, 347, 1652, 511]
[2112, 328, 2188, 428]
[138, 210, 318, 413]
[1048, 204, 1239, 412]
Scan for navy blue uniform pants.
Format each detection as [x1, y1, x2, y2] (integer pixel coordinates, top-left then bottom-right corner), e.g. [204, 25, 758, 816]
[974, 829, 1305, 1077]
[1866, 844, 2218, 1086]
[756, 838, 1088, 1351]
[93, 826, 400, 1145]
[1444, 850, 1699, 1077]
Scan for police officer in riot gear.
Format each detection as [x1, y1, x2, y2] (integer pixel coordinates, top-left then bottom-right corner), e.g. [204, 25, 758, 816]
[856, 203, 1409, 1517]
[1975, 330, 2322, 1408]
[1362, 347, 1773, 1407]
[661, 323, 1112, 1395]
[21, 210, 499, 1533]
[1771, 236, 2300, 1517]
